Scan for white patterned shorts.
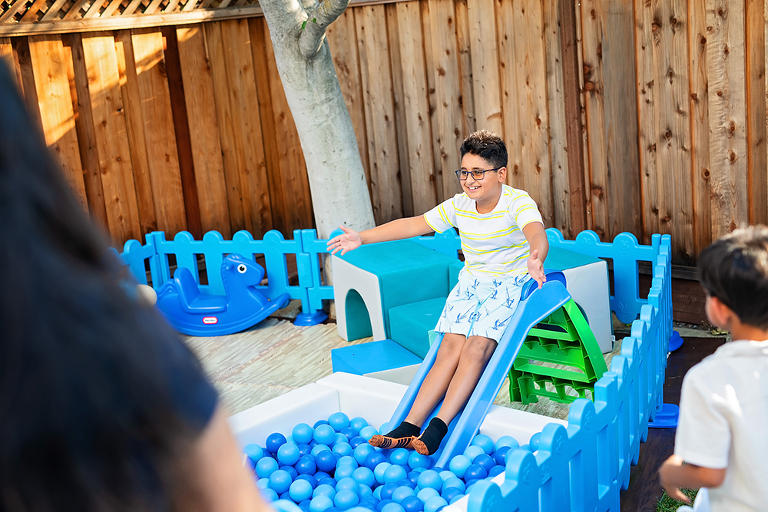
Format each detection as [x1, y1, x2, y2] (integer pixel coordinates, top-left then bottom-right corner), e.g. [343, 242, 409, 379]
[434, 269, 530, 342]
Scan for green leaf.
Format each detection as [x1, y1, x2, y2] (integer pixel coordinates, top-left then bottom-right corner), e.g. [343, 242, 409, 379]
[301, 20, 307, 29]
[312, 17, 317, 23]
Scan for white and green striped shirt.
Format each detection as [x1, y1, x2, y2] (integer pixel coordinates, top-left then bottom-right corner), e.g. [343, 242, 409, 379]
[423, 185, 543, 279]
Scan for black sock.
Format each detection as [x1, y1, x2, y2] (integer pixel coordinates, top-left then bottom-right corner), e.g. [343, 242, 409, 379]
[384, 421, 421, 438]
[413, 417, 448, 455]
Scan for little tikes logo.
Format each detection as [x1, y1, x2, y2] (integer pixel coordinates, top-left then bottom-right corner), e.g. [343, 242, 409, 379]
[203, 317, 218, 325]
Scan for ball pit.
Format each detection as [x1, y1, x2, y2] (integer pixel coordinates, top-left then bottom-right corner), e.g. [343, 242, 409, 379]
[246, 413, 526, 511]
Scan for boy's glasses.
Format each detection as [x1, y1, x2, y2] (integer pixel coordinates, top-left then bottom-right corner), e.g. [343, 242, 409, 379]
[455, 167, 503, 181]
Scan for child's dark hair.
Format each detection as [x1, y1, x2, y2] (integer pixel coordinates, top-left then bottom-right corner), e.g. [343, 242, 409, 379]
[459, 130, 508, 169]
[698, 225, 768, 329]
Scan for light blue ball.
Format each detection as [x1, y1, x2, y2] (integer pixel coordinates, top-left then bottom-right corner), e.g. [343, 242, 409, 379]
[244, 443, 264, 465]
[529, 432, 542, 451]
[494, 435, 519, 451]
[312, 483, 336, 499]
[328, 412, 351, 432]
[314, 425, 337, 446]
[448, 454, 471, 478]
[383, 464, 407, 484]
[471, 434, 494, 455]
[416, 487, 439, 503]
[334, 464, 355, 480]
[350, 417, 368, 432]
[309, 494, 334, 512]
[352, 466, 375, 488]
[381, 503, 406, 512]
[256, 457, 279, 479]
[334, 433, 349, 446]
[260, 488, 278, 502]
[389, 448, 410, 466]
[337, 456, 358, 469]
[373, 485, 383, 500]
[335, 477, 359, 494]
[442, 477, 465, 493]
[289, 479, 313, 502]
[277, 443, 301, 466]
[292, 423, 314, 445]
[416, 470, 442, 491]
[311, 444, 332, 457]
[333, 442, 353, 457]
[358, 483, 372, 498]
[463, 445, 484, 461]
[379, 422, 391, 435]
[423, 496, 448, 512]
[374, 462, 392, 484]
[334, 489, 359, 510]
[353, 443, 375, 465]
[449, 493, 465, 504]
[391, 486, 416, 503]
[407, 452, 430, 470]
[359, 426, 378, 441]
[256, 478, 270, 490]
[268, 469, 293, 494]
[438, 470, 455, 482]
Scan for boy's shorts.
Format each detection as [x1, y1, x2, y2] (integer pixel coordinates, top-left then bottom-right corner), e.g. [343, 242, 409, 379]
[434, 268, 530, 342]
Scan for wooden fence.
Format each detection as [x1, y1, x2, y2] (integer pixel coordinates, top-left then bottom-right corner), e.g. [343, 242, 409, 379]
[1, 0, 766, 266]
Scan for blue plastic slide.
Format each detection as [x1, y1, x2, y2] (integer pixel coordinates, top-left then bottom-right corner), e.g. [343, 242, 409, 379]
[385, 271, 571, 468]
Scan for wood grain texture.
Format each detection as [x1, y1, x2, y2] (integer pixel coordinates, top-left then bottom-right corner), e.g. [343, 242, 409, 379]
[114, 30, 157, 234]
[356, 5, 403, 223]
[28, 35, 88, 210]
[706, 0, 748, 238]
[395, 1, 437, 214]
[745, 0, 767, 225]
[454, 0, 476, 136]
[466, 0, 501, 134]
[418, 0, 444, 203]
[131, 28, 187, 235]
[496, 0, 522, 187]
[81, 33, 143, 244]
[0, 37, 23, 93]
[176, 25, 232, 238]
[688, 0, 711, 256]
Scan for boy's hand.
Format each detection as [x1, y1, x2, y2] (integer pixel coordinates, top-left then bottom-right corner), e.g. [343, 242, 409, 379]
[527, 249, 546, 289]
[327, 225, 362, 255]
[658, 455, 693, 504]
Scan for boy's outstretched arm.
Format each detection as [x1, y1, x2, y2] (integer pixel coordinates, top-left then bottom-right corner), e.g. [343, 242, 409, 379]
[327, 216, 433, 255]
[658, 454, 726, 503]
[522, 222, 548, 288]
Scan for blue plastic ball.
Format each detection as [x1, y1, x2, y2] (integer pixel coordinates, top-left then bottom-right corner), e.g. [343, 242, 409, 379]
[256, 457, 279, 479]
[373, 486, 383, 500]
[438, 470, 455, 482]
[296, 474, 318, 488]
[407, 452, 430, 470]
[335, 477, 359, 494]
[299, 499, 312, 510]
[334, 433, 348, 446]
[349, 436, 367, 449]
[334, 465, 355, 480]
[470, 434, 494, 455]
[494, 435, 518, 451]
[266, 433, 288, 454]
[406, 471, 420, 487]
[365, 451, 387, 470]
[279, 492, 291, 501]
[260, 488, 279, 502]
[334, 489, 359, 510]
[312, 444, 332, 457]
[359, 426, 378, 441]
[317, 477, 335, 489]
[328, 412, 351, 432]
[315, 425, 337, 446]
[379, 482, 399, 501]
[314, 420, 330, 428]
[278, 443, 301, 466]
[340, 427, 358, 440]
[283, 466, 298, 480]
[423, 496, 447, 512]
[315, 450, 337, 472]
[473, 454, 495, 474]
[350, 417, 368, 432]
[374, 462, 392, 484]
[488, 465, 505, 478]
[441, 477, 465, 493]
[463, 464, 487, 481]
[463, 445, 484, 461]
[381, 503, 405, 512]
[391, 486, 415, 503]
[376, 499, 393, 512]
[400, 495, 423, 512]
[268, 469, 293, 494]
[494, 446, 511, 466]
[358, 484, 372, 498]
[296, 455, 317, 475]
[441, 487, 463, 503]
[359, 497, 379, 509]
[529, 432, 542, 451]
[313, 483, 337, 499]
[383, 464, 407, 483]
[396, 478, 416, 489]
[416, 470, 442, 491]
[333, 442, 353, 458]
[388, 448, 410, 466]
[310, 495, 335, 512]
[298, 444, 313, 456]
[290, 479, 314, 502]
[257, 478, 270, 490]
[353, 444, 375, 465]
[519, 444, 530, 452]
[416, 488, 439, 503]
[447, 454, 471, 479]
[293, 423, 315, 445]
[352, 467, 375, 488]
[244, 443, 264, 465]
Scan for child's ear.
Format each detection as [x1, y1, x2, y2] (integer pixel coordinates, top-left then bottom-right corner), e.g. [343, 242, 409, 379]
[498, 167, 507, 182]
[708, 296, 735, 329]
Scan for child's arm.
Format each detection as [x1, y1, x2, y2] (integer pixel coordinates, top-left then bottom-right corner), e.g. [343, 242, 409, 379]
[522, 222, 548, 288]
[327, 216, 433, 255]
[658, 454, 726, 503]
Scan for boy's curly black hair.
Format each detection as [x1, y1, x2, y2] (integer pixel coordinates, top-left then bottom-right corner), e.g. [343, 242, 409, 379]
[698, 225, 768, 329]
[459, 130, 508, 169]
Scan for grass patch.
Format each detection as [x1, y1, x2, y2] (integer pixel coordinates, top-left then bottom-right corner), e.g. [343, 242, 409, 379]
[656, 488, 698, 511]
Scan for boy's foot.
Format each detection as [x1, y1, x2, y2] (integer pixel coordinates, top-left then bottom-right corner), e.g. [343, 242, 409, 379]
[411, 417, 448, 456]
[368, 421, 420, 450]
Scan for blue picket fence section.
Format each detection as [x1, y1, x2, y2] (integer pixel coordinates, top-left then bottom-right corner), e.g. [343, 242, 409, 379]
[464, 230, 673, 512]
[120, 229, 338, 325]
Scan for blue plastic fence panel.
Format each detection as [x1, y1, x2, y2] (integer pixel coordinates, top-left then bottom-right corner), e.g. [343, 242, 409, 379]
[300, 229, 337, 316]
[467, 450, 542, 512]
[413, 229, 462, 258]
[120, 238, 156, 285]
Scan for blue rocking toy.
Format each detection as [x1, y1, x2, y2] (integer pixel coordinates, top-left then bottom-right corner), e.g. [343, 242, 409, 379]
[156, 253, 290, 336]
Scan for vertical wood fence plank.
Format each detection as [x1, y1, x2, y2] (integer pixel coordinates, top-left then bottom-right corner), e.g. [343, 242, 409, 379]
[603, 0, 641, 240]
[260, 20, 309, 234]
[543, 0, 571, 236]
[28, 35, 88, 210]
[13, 38, 44, 134]
[66, 34, 109, 231]
[654, 0, 693, 263]
[396, 0, 437, 214]
[496, 0, 522, 187]
[356, 5, 403, 223]
[386, 4, 414, 217]
[114, 30, 157, 235]
[204, 22, 246, 233]
[579, 0, 609, 239]
[0, 37, 24, 93]
[707, 0, 748, 238]
[326, 9, 371, 198]
[746, 0, 767, 225]
[427, 0, 464, 201]
[454, 0, 476, 135]
[466, 0, 502, 134]
[82, 33, 143, 245]
[176, 25, 232, 238]
[131, 29, 187, 235]
[418, 0, 444, 203]
[689, 0, 711, 256]
[635, 0, 659, 244]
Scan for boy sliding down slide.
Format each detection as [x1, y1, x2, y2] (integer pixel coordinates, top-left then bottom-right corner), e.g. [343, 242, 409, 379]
[327, 131, 548, 455]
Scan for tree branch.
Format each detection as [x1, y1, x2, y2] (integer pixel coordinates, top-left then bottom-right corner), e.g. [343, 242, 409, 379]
[298, 0, 349, 59]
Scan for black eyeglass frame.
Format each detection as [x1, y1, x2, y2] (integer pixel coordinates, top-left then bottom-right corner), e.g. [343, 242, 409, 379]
[454, 166, 503, 181]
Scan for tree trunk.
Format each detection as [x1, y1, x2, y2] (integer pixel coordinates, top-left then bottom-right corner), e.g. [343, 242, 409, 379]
[258, 0, 375, 239]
